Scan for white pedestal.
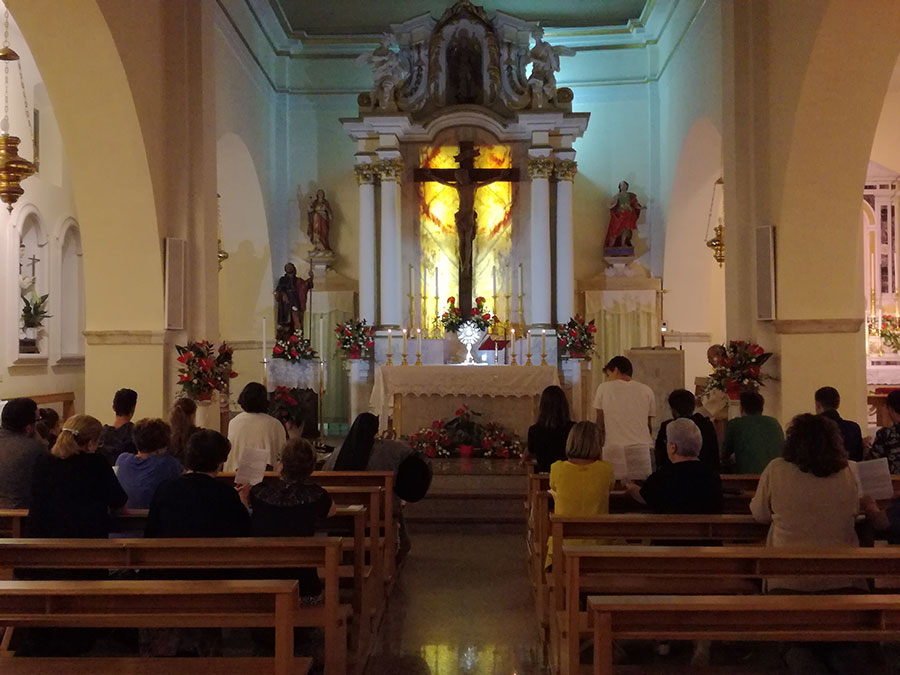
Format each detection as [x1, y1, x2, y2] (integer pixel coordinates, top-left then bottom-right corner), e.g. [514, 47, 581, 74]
[348, 359, 374, 425]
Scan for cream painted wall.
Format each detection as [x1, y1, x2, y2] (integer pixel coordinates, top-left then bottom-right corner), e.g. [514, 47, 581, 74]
[871, 90, 900, 175]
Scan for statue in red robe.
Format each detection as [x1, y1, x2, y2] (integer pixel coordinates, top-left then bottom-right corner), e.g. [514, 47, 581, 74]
[605, 181, 643, 249]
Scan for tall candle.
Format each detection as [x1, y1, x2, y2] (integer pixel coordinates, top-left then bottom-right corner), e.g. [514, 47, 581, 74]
[402, 328, 408, 354]
[511, 328, 516, 358]
[506, 263, 511, 294]
[494, 342, 498, 364]
[518, 263, 524, 294]
[417, 328, 422, 355]
[541, 329, 546, 355]
[387, 328, 392, 357]
[492, 266, 497, 298]
[262, 317, 267, 362]
[434, 266, 439, 299]
[409, 265, 414, 294]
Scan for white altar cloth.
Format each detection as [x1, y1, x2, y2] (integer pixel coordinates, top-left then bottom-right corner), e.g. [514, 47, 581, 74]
[266, 359, 322, 392]
[370, 364, 560, 439]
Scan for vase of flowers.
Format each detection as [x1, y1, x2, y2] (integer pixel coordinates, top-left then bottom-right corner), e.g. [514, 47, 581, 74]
[870, 314, 900, 352]
[272, 330, 318, 362]
[556, 314, 597, 358]
[705, 340, 773, 399]
[19, 292, 51, 354]
[468, 296, 501, 332]
[479, 422, 523, 458]
[440, 296, 464, 333]
[334, 318, 375, 359]
[175, 340, 237, 401]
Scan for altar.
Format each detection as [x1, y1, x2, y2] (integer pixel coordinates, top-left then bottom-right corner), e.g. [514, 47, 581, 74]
[370, 364, 560, 439]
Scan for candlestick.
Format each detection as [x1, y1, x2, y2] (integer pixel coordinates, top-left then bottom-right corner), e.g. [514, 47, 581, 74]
[541, 329, 547, 365]
[434, 266, 439, 300]
[416, 328, 422, 366]
[433, 295, 440, 338]
[386, 328, 393, 366]
[402, 328, 408, 365]
[510, 328, 517, 366]
[505, 293, 511, 337]
[525, 330, 533, 366]
[494, 342, 499, 365]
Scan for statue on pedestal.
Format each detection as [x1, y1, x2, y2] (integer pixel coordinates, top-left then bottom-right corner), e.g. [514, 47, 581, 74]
[605, 181, 643, 250]
[527, 26, 575, 104]
[305, 188, 333, 253]
[356, 34, 408, 110]
[274, 262, 314, 338]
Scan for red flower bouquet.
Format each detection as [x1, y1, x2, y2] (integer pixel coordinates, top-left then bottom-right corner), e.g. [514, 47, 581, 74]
[175, 340, 236, 401]
[440, 296, 464, 333]
[334, 318, 375, 359]
[273, 330, 318, 363]
[556, 314, 597, 357]
[705, 340, 773, 396]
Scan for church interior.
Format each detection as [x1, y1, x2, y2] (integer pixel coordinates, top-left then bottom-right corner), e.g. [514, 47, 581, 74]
[3, 0, 900, 673]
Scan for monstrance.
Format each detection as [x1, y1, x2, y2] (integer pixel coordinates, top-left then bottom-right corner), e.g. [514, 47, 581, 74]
[457, 321, 483, 365]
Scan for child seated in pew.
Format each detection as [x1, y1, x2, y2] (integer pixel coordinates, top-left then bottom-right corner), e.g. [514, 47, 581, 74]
[546, 421, 615, 567]
[246, 437, 335, 605]
[115, 418, 182, 509]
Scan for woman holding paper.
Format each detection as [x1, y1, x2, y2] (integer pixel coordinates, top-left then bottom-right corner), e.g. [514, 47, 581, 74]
[225, 382, 287, 471]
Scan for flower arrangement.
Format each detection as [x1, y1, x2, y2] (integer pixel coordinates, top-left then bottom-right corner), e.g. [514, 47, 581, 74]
[705, 340, 773, 397]
[268, 385, 304, 426]
[556, 314, 597, 357]
[440, 296, 464, 332]
[407, 405, 523, 459]
[334, 318, 375, 358]
[175, 340, 237, 401]
[272, 330, 318, 362]
[468, 296, 501, 332]
[409, 419, 453, 458]
[870, 314, 900, 352]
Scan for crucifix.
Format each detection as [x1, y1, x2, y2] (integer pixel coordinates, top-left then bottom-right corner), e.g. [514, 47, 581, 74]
[26, 254, 40, 278]
[413, 141, 519, 319]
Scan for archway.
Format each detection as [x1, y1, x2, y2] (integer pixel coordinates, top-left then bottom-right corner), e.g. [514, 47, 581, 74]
[8, 0, 165, 415]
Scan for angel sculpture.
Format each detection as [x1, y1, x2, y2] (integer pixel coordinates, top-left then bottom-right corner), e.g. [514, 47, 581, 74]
[527, 26, 575, 103]
[356, 33, 408, 109]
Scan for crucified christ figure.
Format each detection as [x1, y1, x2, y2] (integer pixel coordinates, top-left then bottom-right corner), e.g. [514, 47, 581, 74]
[414, 141, 518, 319]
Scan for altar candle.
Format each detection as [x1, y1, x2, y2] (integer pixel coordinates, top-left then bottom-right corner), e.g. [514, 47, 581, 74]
[262, 317, 267, 362]
[409, 265, 414, 294]
[541, 329, 546, 356]
[494, 342, 498, 364]
[518, 263, 524, 295]
[511, 328, 516, 358]
[434, 267, 439, 299]
[417, 327, 422, 355]
[492, 266, 497, 298]
[387, 328, 392, 357]
[402, 328, 407, 354]
[506, 264, 511, 293]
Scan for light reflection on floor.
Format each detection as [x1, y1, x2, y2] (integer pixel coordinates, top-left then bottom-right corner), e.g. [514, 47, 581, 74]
[365, 531, 546, 675]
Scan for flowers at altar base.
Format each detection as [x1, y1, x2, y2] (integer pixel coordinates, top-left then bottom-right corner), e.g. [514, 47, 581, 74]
[268, 385, 305, 427]
[479, 422, 523, 459]
[469, 296, 501, 332]
[334, 318, 375, 359]
[556, 315, 596, 357]
[273, 330, 318, 363]
[175, 340, 237, 401]
[440, 296, 464, 333]
[408, 420, 452, 458]
[704, 339, 773, 397]
[445, 404, 484, 448]
[869, 314, 900, 352]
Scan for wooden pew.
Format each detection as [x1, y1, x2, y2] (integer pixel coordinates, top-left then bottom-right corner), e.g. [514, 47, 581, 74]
[721, 473, 900, 495]
[589, 594, 900, 675]
[0, 538, 349, 675]
[25, 391, 76, 421]
[0, 579, 307, 675]
[559, 544, 900, 675]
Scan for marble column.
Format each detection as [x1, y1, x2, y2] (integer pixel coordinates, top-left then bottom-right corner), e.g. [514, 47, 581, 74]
[555, 157, 577, 323]
[527, 153, 555, 327]
[354, 161, 377, 324]
[377, 155, 403, 328]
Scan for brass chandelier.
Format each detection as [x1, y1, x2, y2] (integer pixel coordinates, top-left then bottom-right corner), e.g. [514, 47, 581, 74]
[0, 8, 34, 212]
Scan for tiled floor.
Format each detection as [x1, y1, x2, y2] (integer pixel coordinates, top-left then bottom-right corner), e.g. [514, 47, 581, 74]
[365, 530, 547, 675]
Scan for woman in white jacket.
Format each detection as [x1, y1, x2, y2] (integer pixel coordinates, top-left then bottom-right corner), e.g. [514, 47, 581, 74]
[225, 382, 286, 472]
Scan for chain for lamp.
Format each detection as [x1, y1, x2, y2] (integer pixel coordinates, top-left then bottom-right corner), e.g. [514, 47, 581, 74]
[3, 8, 9, 136]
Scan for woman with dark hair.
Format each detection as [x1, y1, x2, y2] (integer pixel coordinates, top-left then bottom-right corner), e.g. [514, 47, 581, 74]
[224, 382, 286, 472]
[168, 398, 199, 465]
[525, 385, 574, 473]
[116, 418, 182, 509]
[750, 413, 863, 593]
[35, 408, 61, 449]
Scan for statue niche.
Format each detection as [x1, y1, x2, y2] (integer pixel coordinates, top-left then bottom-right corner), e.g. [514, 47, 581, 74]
[446, 30, 483, 105]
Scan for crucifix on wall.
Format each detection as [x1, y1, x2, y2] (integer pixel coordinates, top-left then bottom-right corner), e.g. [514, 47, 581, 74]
[413, 141, 519, 319]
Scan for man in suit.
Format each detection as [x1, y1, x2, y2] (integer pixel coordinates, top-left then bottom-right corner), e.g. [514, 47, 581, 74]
[815, 386, 863, 462]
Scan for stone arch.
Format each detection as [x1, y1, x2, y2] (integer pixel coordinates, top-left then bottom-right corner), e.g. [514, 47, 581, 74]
[662, 118, 724, 387]
[7, 0, 165, 413]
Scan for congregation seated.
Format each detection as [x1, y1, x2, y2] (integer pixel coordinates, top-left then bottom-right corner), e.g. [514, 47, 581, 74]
[97, 387, 138, 465]
[115, 418, 182, 509]
[248, 438, 335, 604]
[546, 421, 614, 567]
[722, 390, 784, 473]
[815, 386, 863, 463]
[28, 414, 127, 540]
[525, 385, 574, 473]
[145, 429, 250, 538]
[168, 396, 199, 465]
[0, 397, 47, 509]
[750, 413, 865, 593]
[225, 382, 286, 472]
[654, 388, 719, 471]
[35, 406, 61, 449]
[869, 389, 900, 473]
[626, 417, 722, 514]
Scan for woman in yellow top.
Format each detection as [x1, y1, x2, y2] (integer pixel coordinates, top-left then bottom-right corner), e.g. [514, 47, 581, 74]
[546, 421, 616, 567]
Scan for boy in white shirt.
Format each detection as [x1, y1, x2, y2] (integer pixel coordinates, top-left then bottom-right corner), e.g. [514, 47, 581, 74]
[593, 355, 656, 479]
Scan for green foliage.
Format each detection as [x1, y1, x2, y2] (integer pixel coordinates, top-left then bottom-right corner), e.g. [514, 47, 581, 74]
[21, 293, 51, 328]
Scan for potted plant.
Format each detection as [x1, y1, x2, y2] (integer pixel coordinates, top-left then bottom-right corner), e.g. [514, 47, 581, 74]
[445, 404, 484, 456]
[334, 319, 375, 359]
[19, 292, 51, 353]
[556, 314, 596, 359]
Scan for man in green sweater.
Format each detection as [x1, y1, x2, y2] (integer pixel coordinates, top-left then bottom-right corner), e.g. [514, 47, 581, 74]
[722, 391, 784, 473]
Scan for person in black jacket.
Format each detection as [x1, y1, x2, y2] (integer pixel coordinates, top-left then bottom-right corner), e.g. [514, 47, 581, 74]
[654, 389, 719, 471]
[815, 386, 863, 462]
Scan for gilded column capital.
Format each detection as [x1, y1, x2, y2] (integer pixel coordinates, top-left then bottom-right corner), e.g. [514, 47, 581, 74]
[376, 157, 404, 182]
[555, 159, 578, 181]
[527, 156, 555, 180]
[354, 163, 376, 185]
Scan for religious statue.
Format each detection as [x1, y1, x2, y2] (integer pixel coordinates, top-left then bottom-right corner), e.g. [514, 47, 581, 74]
[305, 188, 332, 252]
[605, 181, 644, 249]
[274, 262, 314, 338]
[356, 33, 408, 109]
[527, 26, 575, 103]
[446, 29, 482, 104]
[414, 141, 518, 319]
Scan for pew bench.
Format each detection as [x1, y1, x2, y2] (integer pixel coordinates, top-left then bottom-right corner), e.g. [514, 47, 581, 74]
[588, 594, 900, 675]
[0, 538, 349, 675]
[0, 579, 307, 675]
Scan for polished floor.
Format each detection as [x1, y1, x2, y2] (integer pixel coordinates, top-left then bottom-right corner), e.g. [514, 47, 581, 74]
[365, 530, 547, 675]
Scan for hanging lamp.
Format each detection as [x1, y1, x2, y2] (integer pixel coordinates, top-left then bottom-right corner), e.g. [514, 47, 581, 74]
[0, 8, 34, 213]
[705, 178, 724, 266]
